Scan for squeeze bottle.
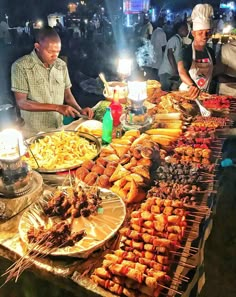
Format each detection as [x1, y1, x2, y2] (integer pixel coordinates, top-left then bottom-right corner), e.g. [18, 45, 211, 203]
[102, 107, 113, 144]
[109, 90, 123, 126]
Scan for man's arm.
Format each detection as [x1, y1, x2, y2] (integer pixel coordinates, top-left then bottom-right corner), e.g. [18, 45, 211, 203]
[177, 60, 200, 98]
[64, 88, 94, 119]
[162, 45, 166, 53]
[167, 49, 178, 75]
[14, 91, 81, 118]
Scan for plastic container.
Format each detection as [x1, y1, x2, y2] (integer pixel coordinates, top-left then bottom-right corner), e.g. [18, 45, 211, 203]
[102, 107, 113, 144]
[109, 90, 123, 127]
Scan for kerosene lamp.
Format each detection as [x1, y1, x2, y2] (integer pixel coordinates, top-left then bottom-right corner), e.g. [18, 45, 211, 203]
[117, 57, 132, 82]
[0, 129, 43, 221]
[0, 129, 31, 197]
[120, 81, 152, 131]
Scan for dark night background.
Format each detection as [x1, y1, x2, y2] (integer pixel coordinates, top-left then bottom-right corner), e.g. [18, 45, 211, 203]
[0, 0, 222, 26]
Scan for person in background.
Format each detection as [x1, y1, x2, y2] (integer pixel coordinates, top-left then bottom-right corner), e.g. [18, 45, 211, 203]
[182, 17, 193, 46]
[139, 13, 153, 41]
[55, 19, 63, 35]
[72, 21, 81, 39]
[150, 18, 167, 80]
[0, 17, 10, 46]
[178, 4, 215, 98]
[214, 39, 236, 96]
[25, 20, 30, 35]
[158, 21, 188, 91]
[163, 20, 173, 40]
[11, 26, 93, 138]
[216, 15, 224, 33]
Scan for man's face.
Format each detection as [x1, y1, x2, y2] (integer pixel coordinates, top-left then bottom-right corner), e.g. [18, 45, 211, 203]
[35, 37, 61, 66]
[192, 29, 212, 46]
[179, 25, 189, 38]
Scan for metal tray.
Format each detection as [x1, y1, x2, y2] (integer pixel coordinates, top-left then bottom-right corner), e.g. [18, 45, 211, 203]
[18, 187, 126, 258]
[24, 130, 101, 173]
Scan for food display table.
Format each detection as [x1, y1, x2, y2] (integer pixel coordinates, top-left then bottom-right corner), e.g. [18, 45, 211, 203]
[0, 91, 234, 297]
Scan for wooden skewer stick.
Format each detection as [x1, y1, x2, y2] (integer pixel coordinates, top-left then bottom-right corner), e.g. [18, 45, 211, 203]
[186, 218, 201, 223]
[175, 245, 199, 252]
[174, 273, 190, 281]
[155, 283, 183, 295]
[173, 276, 189, 283]
[184, 229, 199, 234]
[184, 204, 209, 211]
[187, 213, 205, 219]
[171, 260, 196, 269]
[185, 226, 199, 231]
[200, 180, 217, 183]
[171, 250, 196, 257]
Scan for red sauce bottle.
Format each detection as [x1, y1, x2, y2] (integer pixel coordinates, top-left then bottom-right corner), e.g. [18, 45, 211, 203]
[109, 90, 123, 126]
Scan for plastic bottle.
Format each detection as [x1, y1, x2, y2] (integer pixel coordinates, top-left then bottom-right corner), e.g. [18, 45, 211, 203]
[102, 107, 113, 144]
[109, 90, 123, 126]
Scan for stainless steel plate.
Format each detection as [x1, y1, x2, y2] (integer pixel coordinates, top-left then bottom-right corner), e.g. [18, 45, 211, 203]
[18, 187, 126, 258]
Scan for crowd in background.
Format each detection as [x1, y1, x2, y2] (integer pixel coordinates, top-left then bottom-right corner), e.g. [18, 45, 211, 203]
[133, 8, 236, 96]
[0, 4, 236, 108]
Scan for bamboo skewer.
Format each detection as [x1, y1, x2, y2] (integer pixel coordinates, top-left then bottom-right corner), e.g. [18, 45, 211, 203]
[170, 250, 196, 258]
[174, 273, 190, 281]
[175, 245, 198, 252]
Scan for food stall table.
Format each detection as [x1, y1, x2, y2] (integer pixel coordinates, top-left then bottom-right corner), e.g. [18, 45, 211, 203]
[0, 94, 233, 297]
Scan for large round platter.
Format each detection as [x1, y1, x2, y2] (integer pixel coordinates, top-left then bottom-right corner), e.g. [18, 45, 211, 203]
[75, 120, 102, 137]
[24, 130, 101, 173]
[18, 188, 126, 258]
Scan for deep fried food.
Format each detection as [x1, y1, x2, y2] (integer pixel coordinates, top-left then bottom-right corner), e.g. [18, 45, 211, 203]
[25, 131, 98, 170]
[96, 157, 108, 167]
[104, 166, 117, 177]
[82, 160, 95, 170]
[84, 172, 98, 186]
[76, 167, 89, 181]
[91, 164, 105, 175]
[97, 175, 111, 188]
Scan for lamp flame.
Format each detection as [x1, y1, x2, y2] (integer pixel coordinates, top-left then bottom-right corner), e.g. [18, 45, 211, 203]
[117, 58, 132, 77]
[128, 81, 147, 101]
[0, 129, 26, 161]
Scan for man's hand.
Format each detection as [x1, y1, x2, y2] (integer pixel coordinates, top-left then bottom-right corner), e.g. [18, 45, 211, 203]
[188, 85, 201, 99]
[80, 107, 94, 119]
[57, 105, 81, 117]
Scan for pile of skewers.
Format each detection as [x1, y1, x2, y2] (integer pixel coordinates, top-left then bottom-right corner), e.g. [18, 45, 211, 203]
[91, 191, 204, 297]
[148, 182, 202, 205]
[2, 221, 86, 285]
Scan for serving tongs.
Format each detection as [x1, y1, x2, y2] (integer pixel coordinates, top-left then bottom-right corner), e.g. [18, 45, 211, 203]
[195, 98, 211, 117]
[23, 140, 40, 169]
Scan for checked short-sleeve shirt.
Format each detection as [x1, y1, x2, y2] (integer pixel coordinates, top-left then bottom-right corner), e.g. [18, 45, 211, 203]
[11, 50, 72, 137]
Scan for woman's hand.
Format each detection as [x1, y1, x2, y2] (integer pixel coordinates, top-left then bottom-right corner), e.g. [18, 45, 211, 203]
[188, 85, 201, 99]
[80, 107, 94, 119]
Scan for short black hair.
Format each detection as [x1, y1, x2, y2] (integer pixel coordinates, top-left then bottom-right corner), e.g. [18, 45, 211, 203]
[35, 26, 60, 43]
[174, 21, 187, 34]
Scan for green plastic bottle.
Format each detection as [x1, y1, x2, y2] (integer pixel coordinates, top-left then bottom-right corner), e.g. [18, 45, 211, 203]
[102, 107, 113, 144]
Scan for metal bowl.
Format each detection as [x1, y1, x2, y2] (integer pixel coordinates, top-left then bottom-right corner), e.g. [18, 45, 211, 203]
[24, 130, 101, 173]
